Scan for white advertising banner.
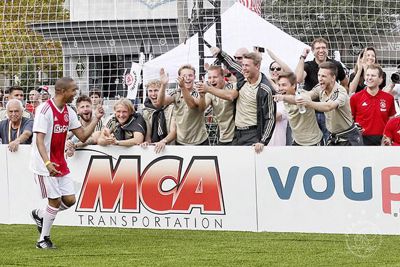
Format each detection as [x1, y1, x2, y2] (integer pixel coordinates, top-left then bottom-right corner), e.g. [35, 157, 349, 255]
[0, 146, 9, 224]
[256, 147, 400, 235]
[8, 145, 257, 232]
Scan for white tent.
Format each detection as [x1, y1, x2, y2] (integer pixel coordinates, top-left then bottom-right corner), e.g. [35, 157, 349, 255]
[143, 3, 311, 84]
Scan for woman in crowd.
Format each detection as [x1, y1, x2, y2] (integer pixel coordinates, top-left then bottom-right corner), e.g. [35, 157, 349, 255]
[97, 98, 146, 146]
[266, 49, 292, 146]
[349, 47, 386, 94]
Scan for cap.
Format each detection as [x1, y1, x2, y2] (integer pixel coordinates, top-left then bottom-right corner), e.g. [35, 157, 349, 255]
[38, 86, 49, 94]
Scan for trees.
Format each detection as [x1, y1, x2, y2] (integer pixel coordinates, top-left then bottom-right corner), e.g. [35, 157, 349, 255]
[0, 0, 69, 91]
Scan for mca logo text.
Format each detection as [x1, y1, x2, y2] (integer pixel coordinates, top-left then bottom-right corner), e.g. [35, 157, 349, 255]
[76, 155, 225, 214]
[268, 166, 400, 215]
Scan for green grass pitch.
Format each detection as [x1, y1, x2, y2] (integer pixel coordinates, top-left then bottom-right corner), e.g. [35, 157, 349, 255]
[0, 225, 397, 266]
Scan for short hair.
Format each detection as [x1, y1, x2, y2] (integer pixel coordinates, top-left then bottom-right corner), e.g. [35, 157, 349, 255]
[76, 94, 92, 106]
[145, 79, 161, 90]
[89, 87, 102, 98]
[278, 72, 297, 85]
[6, 99, 23, 111]
[311, 37, 329, 50]
[366, 64, 384, 78]
[55, 77, 74, 93]
[234, 47, 249, 57]
[9, 86, 23, 95]
[113, 98, 134, 115]
[243, 52, 262, 66]
[207, 65, 224, 76]
[319, 61, 337, 77]
[178, 64, 196, 76]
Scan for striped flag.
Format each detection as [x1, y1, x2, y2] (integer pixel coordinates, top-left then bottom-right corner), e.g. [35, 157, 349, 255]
[238, 0, 263, 16]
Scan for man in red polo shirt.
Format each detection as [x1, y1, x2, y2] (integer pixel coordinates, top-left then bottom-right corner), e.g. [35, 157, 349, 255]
[350, 64, 396, 145]
[382, 116, 400, 146]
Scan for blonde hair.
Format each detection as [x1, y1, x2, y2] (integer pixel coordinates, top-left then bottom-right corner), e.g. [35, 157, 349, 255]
[243, 52, 262, 66]
[113, 98, 135, 115]
[145, 79, 161, 90]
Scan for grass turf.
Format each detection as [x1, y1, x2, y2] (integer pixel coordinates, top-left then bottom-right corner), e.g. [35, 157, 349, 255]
[0, 224, 398, 266]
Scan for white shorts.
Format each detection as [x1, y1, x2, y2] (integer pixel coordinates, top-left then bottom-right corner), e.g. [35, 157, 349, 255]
[34, 174, 75, 199]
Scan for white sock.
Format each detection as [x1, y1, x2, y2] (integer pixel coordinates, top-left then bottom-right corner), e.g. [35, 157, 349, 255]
[58, 200, 70, 212]
[39, 205, 58, 241]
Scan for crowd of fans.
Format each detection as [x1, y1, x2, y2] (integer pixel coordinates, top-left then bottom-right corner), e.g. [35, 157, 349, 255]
[1, 36, 400, 154]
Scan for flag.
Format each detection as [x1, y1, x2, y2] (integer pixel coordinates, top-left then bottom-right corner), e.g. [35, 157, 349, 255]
[238, 0, 262, 16]
[125, 62, 142, 100]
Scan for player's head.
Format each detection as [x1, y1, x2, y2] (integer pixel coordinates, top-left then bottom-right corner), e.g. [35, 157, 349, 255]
[76, 95, 93, 122]
[207, 65, 225, 89]
[113, 98, 135, 125]
[242, 52, 262, 80]
[145, 79, 161, 106]
[55, 77, 78, 104]
[178, 64, 196, 87]
[318, 61, 337, 91]
[278, 72, 297, 95]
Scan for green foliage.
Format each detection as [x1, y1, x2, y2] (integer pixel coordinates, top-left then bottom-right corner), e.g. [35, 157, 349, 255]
[0, 224, 399, 266]
[0, 0, 69, 91]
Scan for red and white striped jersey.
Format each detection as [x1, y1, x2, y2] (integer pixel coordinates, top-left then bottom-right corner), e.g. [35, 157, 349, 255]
[30, 99, 81, 177]
[238, 0, 262, 16]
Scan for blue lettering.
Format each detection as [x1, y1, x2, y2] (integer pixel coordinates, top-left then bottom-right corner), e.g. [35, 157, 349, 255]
[303, 167, 335, 200]
[268, 166, 299, 199]
[343, 167, 373, 201]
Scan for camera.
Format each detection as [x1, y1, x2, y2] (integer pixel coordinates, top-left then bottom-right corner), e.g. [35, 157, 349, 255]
[391, 71, 400, 84]
[391, 65, 400, 84]
[253, 46, 265, 53]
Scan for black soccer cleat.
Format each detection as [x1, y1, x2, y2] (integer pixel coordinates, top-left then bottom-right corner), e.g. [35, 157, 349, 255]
[31, 209, 43, 234]
[36, 236, 56, 249]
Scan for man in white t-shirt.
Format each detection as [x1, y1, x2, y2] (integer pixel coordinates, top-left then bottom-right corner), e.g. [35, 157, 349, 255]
[30, 77, 104, 249]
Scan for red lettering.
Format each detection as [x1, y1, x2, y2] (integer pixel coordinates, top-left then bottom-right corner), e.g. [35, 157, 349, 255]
[140, 157, 182, 212]
[77, 156, 224, 214]
[76, 156, 139, 212]
[172, 157, 224, 214]
[382, 167, 400, 214]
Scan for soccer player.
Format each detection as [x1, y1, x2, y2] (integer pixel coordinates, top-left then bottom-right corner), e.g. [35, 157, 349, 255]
[30, 77, 104, 249]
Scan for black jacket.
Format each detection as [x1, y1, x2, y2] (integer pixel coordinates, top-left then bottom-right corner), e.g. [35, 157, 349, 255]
[217, 51, 276, 145]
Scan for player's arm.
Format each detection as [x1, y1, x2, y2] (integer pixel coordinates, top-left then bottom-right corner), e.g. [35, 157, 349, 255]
[295, 48, 309, 84]
[267, 48, 292, 72]
[71, 105, 104, 142]
[180, 81, 200, 109]
[154, 68, 174, 108]
[116, 132, 144, 146]
[198, 82, 238, 102]
[36, 132, 61, 176]
[153, 118, 177, 153]
[211, 47, 244, 82]
[305, 99, 339, 112]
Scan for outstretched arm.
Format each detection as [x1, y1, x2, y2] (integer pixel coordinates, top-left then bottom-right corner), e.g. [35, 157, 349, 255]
[295, 48, 310, 84]
[267, 49, 292, 72]
[154, 68, 174, 108]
